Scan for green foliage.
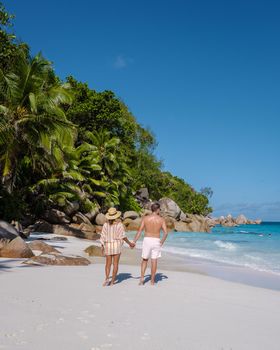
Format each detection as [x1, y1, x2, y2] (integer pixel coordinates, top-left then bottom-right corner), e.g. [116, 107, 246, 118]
[0, 51, 74, 193]
[0, 2, 29, 72]
[140, 171, 212, 215]
[119, 194, 142, 213]
[66, 76, 138, 149]
[0, 185, 27, 221]
[0, 11, 212, 221]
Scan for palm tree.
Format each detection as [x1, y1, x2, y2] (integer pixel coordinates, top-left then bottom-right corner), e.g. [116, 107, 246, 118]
[0, 51, 74, 192]
[85, 130, 131, 207]
[31, 140, 101, 214]
[85, 129, 120, 177]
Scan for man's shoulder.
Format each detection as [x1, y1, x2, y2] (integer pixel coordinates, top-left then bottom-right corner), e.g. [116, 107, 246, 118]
[144, 214, 165, 222]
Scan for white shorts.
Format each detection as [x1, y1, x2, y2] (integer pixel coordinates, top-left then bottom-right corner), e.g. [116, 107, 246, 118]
[142, 237, 161, 260]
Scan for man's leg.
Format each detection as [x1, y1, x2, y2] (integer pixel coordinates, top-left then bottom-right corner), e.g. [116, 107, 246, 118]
[103, 255, 112, 286]
[151, 258, 158, 285]
[140, 258, 148, 285]
[110, 254, 120, 286]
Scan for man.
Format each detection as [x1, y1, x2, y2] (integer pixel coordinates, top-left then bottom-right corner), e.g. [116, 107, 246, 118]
[133, 202, 168, 285]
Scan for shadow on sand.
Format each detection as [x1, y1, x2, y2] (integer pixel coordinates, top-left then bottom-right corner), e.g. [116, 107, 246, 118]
[143, 273, 168, 285]
[114, 272, 169, 285]
[0, 259, 22, 272]
[114, 273, 136, 284]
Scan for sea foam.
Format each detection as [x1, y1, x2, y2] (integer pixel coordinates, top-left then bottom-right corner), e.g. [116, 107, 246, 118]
[214, 240, 237, 251]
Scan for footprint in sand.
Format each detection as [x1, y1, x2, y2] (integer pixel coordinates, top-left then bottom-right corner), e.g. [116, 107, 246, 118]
[141, 332, 150, 340]
[107, 333, 116, 339]
[77, 330, 88, 340]
[77, 316, 90, 324]
[4, 333, 16, 338]
[35, 323, 48, 331]
[91, 344, 113, 349]
[55, 317, 65, 324]
[92, 303, 101, 308]
[15, 341, 27, 345]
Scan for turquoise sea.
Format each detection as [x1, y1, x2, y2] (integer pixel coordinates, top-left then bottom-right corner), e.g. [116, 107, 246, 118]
[164, 222, 280, 276]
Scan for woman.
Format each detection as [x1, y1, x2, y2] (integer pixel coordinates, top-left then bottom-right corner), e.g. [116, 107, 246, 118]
[100, 207, 135, 286]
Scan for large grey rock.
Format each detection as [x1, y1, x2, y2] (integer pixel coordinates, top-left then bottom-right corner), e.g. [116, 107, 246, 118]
[0, 237, 34, 258]
[174, 221, 191, 232]
[72, 212, 92, 225]
[95, 213, 107, 226]
[28, 240, 60, 254]
[63, 201, 80, 216]
[32, 220, 53, 233]
[135, 188, 150, 208]
[23, 253, 90, 266]
[206, 217, 218, 227]
[136, 188, 149, 200]
[159, 197, 182, 220]
[221, 214, 237, 227]
[84, 245, 103, 257]
[42, 209, 70, 224]
[123, 211, 139, 220]
[85, 208, 100, 222]
[184, 214, 211, 233]
[126, 218, 142, 231]
[122, 218, 133, 228]
[0, 221, 19, 240]
[165, 217, 176, 230]
[31, 221, 99, 240]
[235, 214, 248, 225]
[54, 224, 99, 240]
[142, 209, 152, 216]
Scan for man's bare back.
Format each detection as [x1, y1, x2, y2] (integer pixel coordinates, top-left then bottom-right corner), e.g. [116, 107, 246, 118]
[142, 214, 166, 238]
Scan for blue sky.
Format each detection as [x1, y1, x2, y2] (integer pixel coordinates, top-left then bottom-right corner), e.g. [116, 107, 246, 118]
[5, 0, 280, 220]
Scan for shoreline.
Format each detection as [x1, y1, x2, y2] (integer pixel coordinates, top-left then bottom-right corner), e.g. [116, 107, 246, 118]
[118, 245, 280, 292]
[1, 233, 280, 349]
[21, 232, 280, 291]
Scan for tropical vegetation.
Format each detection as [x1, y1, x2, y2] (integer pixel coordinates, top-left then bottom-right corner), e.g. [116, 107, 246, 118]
[0, 3, 212, 222]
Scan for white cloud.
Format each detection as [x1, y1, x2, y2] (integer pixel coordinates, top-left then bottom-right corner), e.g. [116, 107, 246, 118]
[113, 55, 133, 69]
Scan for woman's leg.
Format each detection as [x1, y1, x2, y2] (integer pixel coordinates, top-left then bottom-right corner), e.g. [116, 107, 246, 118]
[110, 254, 120, 285]
[103, 255, 112, 286]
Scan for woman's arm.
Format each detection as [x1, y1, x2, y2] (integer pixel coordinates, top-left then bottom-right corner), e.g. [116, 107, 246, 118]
[100, 223, 107, 247]
[123, 237, 135, 248]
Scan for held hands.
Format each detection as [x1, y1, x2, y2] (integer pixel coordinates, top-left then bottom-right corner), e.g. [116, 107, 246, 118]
[129, 241, 136, 249]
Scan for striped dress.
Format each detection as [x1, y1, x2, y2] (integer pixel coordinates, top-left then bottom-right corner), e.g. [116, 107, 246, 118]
[100, 222, 126, 255]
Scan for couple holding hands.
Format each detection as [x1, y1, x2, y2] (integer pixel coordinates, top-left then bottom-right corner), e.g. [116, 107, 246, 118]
[100, 202, 168, 286]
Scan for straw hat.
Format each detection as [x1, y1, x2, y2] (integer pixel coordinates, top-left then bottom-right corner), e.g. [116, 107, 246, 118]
[105, 207, 122, 220]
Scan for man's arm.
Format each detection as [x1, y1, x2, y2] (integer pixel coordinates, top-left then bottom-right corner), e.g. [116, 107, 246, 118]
[123, 237, 135, 248]
[160, 219, 168, 246]
[133, 219, 145, 243]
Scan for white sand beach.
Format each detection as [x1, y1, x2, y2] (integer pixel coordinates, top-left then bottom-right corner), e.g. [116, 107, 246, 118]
[1, 234, 280, 350]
